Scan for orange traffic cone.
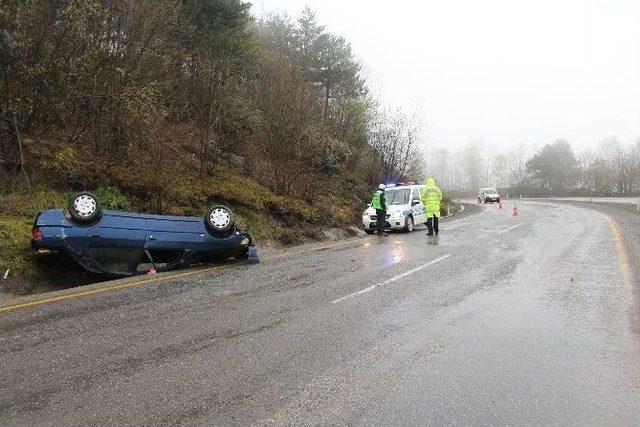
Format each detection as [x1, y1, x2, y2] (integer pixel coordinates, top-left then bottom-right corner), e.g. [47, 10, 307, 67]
[512, 204, 519, 216]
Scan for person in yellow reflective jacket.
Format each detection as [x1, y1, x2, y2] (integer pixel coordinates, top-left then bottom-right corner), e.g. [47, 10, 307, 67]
[420, 177, 442, 236]
[370, 183, 389, 236]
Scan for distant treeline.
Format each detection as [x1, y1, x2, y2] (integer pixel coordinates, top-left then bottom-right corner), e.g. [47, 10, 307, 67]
[425, 139, 640, 197]
[0, 1, 423, 207]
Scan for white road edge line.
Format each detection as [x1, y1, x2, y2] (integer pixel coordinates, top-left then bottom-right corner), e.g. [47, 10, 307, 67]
[332, 254, 451, 304]
[498, 223, 524, 234]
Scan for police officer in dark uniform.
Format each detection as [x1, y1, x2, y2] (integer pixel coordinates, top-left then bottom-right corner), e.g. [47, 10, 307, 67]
[371, 184, 388, 236]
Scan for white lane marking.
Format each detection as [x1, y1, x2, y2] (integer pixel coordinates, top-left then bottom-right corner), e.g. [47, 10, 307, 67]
[332, 255, 451, 304]
[498, 223, 524, 234]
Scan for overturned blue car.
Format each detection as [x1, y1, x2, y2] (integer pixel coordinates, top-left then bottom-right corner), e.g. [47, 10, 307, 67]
[31, 192, 253, 277]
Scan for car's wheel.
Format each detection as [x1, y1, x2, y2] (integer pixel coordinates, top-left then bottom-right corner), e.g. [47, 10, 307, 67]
[404, 215, 414, 232]
[204, 205, 235, 237]
[365, 229, 374, 235]
[68, 192, 101, 224]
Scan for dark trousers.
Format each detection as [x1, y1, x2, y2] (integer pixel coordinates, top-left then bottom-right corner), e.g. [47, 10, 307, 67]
[426, 214, 439, 235]
[375, 209, 386, 235]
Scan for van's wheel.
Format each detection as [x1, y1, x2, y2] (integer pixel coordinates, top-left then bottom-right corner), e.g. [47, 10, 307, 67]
[204, 205, 235, 238]
[68, 192, 101, 224]
[404, 215, 414, 232]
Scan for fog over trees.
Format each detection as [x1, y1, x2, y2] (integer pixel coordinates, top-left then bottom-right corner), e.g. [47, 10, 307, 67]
[424, 138, 640, 197]
[1, 0, 637, 203]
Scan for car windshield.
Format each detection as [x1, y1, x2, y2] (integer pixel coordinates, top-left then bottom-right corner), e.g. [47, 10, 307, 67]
[385, 189, 411, 205]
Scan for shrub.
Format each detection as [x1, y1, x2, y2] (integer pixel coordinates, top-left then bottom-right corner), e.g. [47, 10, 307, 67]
[441, 195, 452, 217]
[93, 186, 131, 211]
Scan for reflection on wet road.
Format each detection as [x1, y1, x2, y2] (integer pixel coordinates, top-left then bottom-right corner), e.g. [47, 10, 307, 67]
[382, 240, 406, 266]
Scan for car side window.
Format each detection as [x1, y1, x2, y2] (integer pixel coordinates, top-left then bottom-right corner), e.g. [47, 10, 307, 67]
[412, 189, 421, 204]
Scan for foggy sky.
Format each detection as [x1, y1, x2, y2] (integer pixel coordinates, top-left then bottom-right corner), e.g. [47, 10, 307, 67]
[251, 0, 640, 151]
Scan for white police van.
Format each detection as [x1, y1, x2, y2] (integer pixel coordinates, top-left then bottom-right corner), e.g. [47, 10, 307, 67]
[362, 184, 426, 233]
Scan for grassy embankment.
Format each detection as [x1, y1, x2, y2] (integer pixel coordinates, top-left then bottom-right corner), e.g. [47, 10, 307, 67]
[1, 174, 456, 294]
[1, 170, 363, 293]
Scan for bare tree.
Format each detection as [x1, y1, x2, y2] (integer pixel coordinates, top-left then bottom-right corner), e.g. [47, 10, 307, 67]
[368, 108, 422, 181]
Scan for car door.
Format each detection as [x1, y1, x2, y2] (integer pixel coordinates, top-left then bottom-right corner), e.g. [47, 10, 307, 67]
[144, 216, 204, 250]
[86, 213, 146, 274]
[144, 215, 211, 267]
[411, 187, 425, 224]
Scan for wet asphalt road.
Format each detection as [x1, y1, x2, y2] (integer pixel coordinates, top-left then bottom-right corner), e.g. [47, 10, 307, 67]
[1, 201, 640, 425]
[533, 196, 640, 206]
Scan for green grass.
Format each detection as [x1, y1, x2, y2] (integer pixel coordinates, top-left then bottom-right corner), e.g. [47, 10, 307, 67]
[0, 189, 69, 281]
[0, 181, 354, 283]
[233, 205, 277, 241]
[0, 178, 453, 280]
[1, 188, 67, 217]
[0, 215, 36, 278]
[274, 228, 305, 245]
[5, 172, 450, 287]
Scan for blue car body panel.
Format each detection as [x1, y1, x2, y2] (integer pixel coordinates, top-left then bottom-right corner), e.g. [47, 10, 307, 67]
[32, 209, 249, 276]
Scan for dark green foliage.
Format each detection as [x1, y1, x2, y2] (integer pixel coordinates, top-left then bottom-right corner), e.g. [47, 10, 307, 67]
[0, 1, 389, 197]
[93, 186, 131, 211]
[526, 140, 579, 191]
[256, 8, 366, 119]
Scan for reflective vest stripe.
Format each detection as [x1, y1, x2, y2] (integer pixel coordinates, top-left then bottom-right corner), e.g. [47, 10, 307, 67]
[371, 190, 383, 210]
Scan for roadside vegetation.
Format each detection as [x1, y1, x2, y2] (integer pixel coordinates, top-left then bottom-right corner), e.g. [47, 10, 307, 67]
[0, 1, 427, 286]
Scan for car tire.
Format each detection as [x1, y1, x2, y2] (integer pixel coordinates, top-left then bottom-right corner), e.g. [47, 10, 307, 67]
[204, 205, 235, 238]
[68, 192, 101, 224]
[365, 229, 374, 235]
[404, 215, 414, 232]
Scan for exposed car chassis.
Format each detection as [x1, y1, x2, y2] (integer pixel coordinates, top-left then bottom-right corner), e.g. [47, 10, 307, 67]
[31, 192, 252, 277]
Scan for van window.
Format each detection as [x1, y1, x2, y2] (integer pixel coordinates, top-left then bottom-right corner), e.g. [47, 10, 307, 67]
[412, 189, 421, 204]
[385, 189, 411, 205]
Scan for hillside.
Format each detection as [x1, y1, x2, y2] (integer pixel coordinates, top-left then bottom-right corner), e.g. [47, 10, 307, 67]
[0, 1, 430, 291]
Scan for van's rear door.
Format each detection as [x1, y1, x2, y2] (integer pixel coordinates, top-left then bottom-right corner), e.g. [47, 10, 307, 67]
[412, 187, 425, 224]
